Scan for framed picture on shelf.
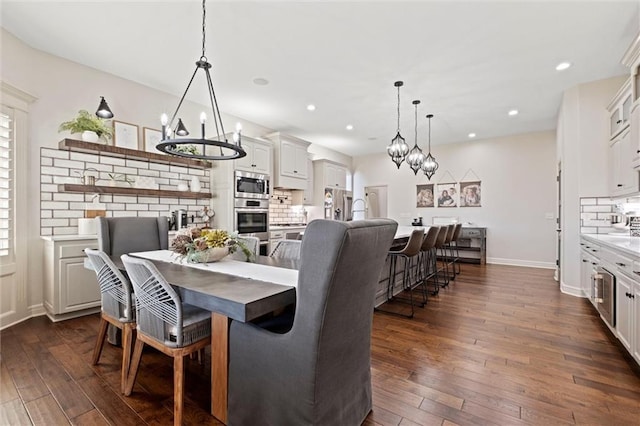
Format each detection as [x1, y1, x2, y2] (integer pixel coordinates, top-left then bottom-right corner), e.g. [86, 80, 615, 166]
[143, 127, 163, 154]
[416, 184, 434, 208]
[460, 181, 481, 207]
[436, 182, 458, 207]
[113, 120, 139, 150]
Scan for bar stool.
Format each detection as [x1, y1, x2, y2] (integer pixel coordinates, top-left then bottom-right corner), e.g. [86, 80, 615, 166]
[433, 226, 450, 288]
[443, 224, 457, 281]
[418, 226, 441, 296]
[450, 223, 463, 275]
[376, 229, 425, 318]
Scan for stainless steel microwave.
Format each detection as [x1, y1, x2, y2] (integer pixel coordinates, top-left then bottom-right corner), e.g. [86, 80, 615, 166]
[235, 170, 270, 200]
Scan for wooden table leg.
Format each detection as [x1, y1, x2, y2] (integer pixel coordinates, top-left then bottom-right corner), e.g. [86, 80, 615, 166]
[211, 313, 230, 424]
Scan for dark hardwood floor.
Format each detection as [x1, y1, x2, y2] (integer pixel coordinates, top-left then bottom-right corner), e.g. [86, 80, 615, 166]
[1, 264, 639, 425]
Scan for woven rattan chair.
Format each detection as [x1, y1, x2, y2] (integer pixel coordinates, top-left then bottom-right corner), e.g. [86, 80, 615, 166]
[269, 239, 302, 260]
[121, 255, 211, 426]
[85, 249, 136, 394]
[229, 235, 260, 261]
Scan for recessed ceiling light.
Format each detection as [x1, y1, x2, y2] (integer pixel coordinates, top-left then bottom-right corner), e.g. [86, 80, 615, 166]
[306, 104, 316, 111]
[368, 137, 377, 141]
[468, 133, 476, 138]
[555, 62, 571, 71]
[508, 109, 519, 116]
[252, 77, 269, 86]
[346, 124, 354, 131]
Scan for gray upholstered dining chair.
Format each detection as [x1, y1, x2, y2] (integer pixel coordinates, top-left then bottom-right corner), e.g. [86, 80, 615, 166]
[97, 216, 169, 344]
[85, 248, 136, 395]
[269, 239, 301, 260]
[228, 218, 398, 426]
[121, 255, 211, 426]
[97, 216, 169, 258]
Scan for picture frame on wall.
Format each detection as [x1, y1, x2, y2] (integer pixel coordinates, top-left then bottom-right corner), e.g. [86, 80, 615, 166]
[416, 184, 434, 208]
[436, 182, 458, 207]
[143, 127, 163, 154]
[113, 120, 139, 150]
[460, 181, 481, 207]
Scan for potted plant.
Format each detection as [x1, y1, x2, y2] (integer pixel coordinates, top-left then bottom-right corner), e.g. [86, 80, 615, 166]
[171, 227, 252, 263]
[58, 110, 114, 143]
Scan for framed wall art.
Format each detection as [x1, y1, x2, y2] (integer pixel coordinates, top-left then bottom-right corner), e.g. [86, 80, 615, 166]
[143, 127, 163, 154]
[416, 184, 434, 208]
[113, 120, 139, 150]
[460, 181, 482, 207]
[436, 182, 458, 208]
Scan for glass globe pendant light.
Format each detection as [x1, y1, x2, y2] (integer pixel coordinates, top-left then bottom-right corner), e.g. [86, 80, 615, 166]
[386, 81, 409, 168]
[405, 100, 426, 175]
[421, 114, 439, 180]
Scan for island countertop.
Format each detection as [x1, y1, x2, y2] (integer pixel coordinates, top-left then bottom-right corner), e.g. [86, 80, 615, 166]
[581, 233, 640, 258]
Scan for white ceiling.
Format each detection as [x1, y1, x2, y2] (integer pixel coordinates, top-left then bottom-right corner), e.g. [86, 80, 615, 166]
[1, 1, 638, 157]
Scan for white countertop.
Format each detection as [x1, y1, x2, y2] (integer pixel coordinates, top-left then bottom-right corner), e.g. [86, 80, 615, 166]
[582, 233, 640, 258]
[269, 225, 307, 231]
[41, 234, 98, 241]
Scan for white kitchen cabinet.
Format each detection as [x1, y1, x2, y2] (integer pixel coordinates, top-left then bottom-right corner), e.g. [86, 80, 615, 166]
[234, 136, 272, 176]
[580, 248, 596, 299]
[608, 78, 631, 140]
[610, 129, 638, 196]
[617, 273, 633, 351]
[315, 160, 349, 190]
[263, 132, 311, 190]
[291, 158, 314, 205]
[42, 236, 101, 321]
[633, 280, 640, 364]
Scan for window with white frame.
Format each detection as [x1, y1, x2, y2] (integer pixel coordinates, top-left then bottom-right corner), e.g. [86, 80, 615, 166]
[0, 108, 13, 258]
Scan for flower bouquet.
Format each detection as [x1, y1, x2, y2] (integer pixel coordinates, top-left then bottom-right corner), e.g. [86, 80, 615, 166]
[171, 227, 253, 263]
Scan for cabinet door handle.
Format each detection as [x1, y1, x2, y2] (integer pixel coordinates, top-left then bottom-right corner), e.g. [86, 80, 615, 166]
[616, 262, 626, 267]
[617, 184, 623, 187]
[591, 249, 597, 252]
[582, 259, 588, 263]
[617, 119, 622, 124]
[591, 262, 597, 265]
[631, 294, 635, 299]
[294, 170, 298, 174]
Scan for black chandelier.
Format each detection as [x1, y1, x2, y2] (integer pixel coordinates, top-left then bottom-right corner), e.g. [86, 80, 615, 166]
[386, 81, 409, 168]
[421, 114, 439, 180]
[405, 100, 426, 175]
[157, 0, 246, 161]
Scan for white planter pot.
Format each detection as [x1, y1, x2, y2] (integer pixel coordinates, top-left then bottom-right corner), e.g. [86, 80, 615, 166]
[81, 131, 99, 143]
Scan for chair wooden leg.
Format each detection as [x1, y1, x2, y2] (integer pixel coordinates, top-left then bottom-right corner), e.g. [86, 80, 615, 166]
[124, 339, 145, 396]
[120, 323, 134, 394]
[174, 355, 185, 426]
[92, 316, 109, 365]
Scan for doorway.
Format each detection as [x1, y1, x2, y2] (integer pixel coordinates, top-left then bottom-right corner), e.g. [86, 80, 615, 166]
[364, 186, 388, 219]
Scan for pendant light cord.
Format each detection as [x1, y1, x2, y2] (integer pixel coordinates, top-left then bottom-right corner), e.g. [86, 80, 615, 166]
[427, 115, 431, 151]
[201, 0, 207, 60]
[414, 103, 418, 146]
[396, 85, 401, 132]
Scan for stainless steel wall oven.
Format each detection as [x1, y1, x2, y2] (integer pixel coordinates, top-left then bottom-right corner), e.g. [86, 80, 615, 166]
[234, 198, 269, 256]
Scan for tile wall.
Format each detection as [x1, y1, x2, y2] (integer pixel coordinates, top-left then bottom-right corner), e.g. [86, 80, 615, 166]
[40, 148, 211, 236]
[269, 189, 307, 224]
[580, 197, 617, 234]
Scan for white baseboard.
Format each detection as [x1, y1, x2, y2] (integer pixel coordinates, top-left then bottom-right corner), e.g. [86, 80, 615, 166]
[29, 303, 46, 318]
[0, 304, 47, 331]
[487, 258, 556, 269]
[560, 281, 585, 297]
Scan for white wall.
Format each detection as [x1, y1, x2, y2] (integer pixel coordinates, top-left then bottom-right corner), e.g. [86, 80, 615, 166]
[353, 131, 557, 268]
[558, 76, 627, 296]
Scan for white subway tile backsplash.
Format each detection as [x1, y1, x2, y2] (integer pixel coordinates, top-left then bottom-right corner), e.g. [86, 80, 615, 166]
[54, 159, 85, 169]
[41, 157, 53, 166]
[41, 166, 69, 176]
[99, 156, 126, 166]
[70, 152, 99, 162]
[106, 203, 125, 210]
[41, 193, 52, 201]
[112, 211, 133, 217]
[149, 204, 169, 211]
[53, 210, 84, 218]
[42, 218, 69, 227]
[41, 201, 68, 210]
[580, 198, 597, 205]
[138, 169, 160, 177]
[41, 210, 52, 219]
[53, 176, 80, 184]
[597, 198, 616, 205]
[113, 166, 136, 175]
[41, 227, 52, 236]
[53, 227, 77, 235]
[125, 204, 149, 211]
[41, 175, 53, 184]
[85, 162, 113, 172]
[41, 148, 69, 159]
[53, 193, 85, 202]
[69, 203, 87, 210]
[138, 197, 160, 204]
[113, 196, 137, 203]
[126, 159, 149, 169]
[137, 211, 160, 218]
[149, 163, 170, 171]
[582, 206, 613, 213]
[170, 166, 189, 174]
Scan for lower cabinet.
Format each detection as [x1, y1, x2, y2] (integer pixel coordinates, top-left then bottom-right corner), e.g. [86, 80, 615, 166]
[633, 281, 640, 363]
[616, 273, 634, 351]
[43, 237, 100, 321]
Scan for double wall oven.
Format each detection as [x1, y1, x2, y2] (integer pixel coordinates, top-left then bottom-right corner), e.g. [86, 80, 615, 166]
[234, 171, 269, 255]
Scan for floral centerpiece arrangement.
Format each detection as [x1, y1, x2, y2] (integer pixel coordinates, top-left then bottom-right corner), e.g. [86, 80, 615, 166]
[171, 227, 252, 263]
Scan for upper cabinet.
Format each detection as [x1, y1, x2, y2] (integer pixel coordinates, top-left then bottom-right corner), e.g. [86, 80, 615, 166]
[623, 32, 640, 170]
[234, 136, 272, 176]
[314, 159, 349, 190]
[263, 132, 311, 190]
[608, 78, 632, 140]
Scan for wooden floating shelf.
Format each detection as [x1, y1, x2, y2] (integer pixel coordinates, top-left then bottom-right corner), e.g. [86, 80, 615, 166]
[58, 184, 212, 199]
[58, 139, 210, 169]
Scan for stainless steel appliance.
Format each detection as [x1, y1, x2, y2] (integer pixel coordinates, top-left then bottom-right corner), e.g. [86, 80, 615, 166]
[170, 209, 188, 230]
[323, 188, 353, 221]
[235, 170, 270, 199]
[593, 264, 616, 327]
[234, 198, 269, 255]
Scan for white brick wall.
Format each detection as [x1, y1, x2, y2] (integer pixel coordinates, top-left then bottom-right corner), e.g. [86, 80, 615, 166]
[580, 197, 616, 234]
[40, 148, 212, 235]
[269, 189, 306, 224]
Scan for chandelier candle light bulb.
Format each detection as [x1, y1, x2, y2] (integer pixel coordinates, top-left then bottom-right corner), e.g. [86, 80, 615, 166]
[200, 112, 207, 138]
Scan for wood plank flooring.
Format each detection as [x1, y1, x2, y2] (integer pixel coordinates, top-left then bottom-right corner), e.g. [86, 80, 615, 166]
[1, 263, 639, 425]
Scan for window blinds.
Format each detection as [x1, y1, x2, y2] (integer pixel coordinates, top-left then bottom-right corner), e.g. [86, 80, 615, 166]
[0, 110, 13, 257]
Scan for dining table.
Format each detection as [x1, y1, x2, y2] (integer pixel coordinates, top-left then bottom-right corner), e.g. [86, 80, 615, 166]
[108, 251, 299, 424]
